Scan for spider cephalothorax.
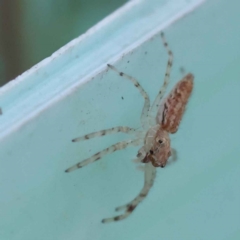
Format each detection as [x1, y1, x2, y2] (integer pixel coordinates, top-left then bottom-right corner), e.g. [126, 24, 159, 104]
[142, 127, 171, 168]
[65, 32, 194, 223]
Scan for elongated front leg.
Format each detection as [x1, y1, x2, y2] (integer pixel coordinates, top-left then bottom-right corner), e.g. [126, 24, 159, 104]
[149, 32, 173, 121]
[107, 64, 150, 128]
[72, 126, 137, 142]
[102, 163, 156, 223]
[65, 138, 143, 173]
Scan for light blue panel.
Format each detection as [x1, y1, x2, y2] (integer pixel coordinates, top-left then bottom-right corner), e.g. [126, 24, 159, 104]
[0, 0, 240, 239]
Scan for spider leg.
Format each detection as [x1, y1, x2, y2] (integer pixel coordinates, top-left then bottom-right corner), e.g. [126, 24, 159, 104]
[149, 32, 173, 123]
[132, 146, 147, 164]
[133, 146, 147, 171]
[102, 163, 156, 223]
[65, 138, 143, 172]
[107, 64, 150, 128]
[72, 126, 138, 142]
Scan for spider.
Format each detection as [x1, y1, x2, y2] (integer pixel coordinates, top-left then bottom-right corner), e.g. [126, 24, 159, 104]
[65, 32, 194, 223]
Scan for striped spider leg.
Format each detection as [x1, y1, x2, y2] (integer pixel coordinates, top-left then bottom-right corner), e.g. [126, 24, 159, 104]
[65, 32, 194, 223]
[102, 162, 156, 223]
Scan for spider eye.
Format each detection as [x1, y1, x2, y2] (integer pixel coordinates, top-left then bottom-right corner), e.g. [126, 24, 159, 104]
[149, 150, 154, 155]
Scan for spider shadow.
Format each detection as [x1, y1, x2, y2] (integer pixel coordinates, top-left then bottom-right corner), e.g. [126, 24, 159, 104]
[165, 148, 177, 167]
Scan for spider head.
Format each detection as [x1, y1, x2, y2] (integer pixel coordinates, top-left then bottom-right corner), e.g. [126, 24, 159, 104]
[143, 128, 171, 168]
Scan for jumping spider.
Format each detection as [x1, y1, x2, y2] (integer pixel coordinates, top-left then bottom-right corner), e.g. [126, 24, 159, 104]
[65, 32, 194, 223]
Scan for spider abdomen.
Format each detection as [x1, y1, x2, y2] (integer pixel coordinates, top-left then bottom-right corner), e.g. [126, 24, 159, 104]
[158, 73, 194, 133]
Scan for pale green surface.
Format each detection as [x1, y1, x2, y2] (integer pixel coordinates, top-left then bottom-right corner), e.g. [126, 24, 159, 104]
[0, 0, 240, 239]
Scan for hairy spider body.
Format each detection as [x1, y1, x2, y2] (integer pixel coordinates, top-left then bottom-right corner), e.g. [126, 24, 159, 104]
[141, 126, 171, 168]
[65, 32, 194, 223]
[158, 74, 194, 133]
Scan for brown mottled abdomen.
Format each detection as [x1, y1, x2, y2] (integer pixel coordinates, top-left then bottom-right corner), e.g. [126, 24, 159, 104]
[157, 73, 194, 133]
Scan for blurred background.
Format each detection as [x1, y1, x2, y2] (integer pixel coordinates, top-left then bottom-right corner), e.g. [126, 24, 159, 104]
[0, 0, 127, 86]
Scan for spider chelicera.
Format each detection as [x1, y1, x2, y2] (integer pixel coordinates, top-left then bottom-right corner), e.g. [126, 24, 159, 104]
[65, 32, 194, 223]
